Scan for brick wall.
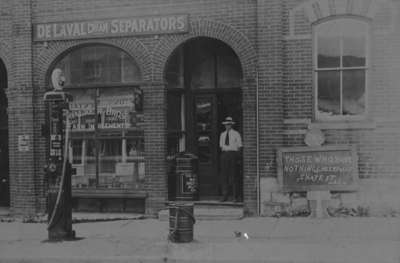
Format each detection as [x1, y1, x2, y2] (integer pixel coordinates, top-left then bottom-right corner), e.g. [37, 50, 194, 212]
[2, 0, 399, 216]
[281, 0, 400, 180]
[264, 0, 400, 215]
[0, 0, 259, 215]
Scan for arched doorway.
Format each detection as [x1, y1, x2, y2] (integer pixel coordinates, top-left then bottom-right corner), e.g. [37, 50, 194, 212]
[166, 37, 243, 200]
[0, 59, 9, 207]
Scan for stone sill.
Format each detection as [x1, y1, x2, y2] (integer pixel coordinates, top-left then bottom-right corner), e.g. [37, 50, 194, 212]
[308, 121, 376, 130]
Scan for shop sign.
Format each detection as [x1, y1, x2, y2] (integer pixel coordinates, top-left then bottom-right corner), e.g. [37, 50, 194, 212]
[33, 14, 188, 41]
[277, 145, 359, 192]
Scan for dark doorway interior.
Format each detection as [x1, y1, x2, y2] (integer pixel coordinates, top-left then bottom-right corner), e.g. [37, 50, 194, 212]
[0, 59, 9, 207]
[166, 38, 243, 200]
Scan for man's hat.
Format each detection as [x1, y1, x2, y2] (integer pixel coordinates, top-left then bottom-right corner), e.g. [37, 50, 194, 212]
[222, 116, 235, 125]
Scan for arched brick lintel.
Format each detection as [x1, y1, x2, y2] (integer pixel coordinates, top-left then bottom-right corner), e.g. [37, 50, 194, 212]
[35, 38, 151, 87]
[0, 41, 13, 91]
[294, 0, 394, 24]
[152, 19, 257, 83]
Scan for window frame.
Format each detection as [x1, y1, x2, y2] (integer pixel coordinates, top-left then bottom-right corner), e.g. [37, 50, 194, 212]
[313, 16, 371, 121]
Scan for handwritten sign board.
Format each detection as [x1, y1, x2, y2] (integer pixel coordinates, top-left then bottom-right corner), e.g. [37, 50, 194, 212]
[277, 145, 359, 192]
[33, 14, 188, 41]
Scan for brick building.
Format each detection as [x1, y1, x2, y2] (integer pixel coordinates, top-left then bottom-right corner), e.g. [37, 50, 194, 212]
[0, 0, 399, 216]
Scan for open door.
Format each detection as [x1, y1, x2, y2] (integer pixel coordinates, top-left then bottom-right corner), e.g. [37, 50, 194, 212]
[166, 37, 243, 201]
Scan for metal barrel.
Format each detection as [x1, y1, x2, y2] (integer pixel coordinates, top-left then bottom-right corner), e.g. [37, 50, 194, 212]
[168, 203, 195, 243]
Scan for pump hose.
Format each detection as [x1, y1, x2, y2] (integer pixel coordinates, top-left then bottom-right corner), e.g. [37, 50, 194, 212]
[47, 114, 70, 230]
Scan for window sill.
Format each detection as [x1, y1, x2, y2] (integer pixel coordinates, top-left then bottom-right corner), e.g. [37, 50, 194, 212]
[308, 121, 376, 130]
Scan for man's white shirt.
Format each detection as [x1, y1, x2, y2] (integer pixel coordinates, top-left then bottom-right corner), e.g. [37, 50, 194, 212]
[219, 129, 242, 151]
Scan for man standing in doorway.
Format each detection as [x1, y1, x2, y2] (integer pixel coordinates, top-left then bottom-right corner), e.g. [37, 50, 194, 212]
[219, 116, 242, 202]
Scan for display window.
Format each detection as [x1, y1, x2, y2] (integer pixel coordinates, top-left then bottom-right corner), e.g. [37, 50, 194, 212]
[52, 44, 145, 189]
[68, 87, 144, 189]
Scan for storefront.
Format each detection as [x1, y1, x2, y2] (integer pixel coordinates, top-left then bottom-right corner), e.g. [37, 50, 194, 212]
[0, 0, 399, 217]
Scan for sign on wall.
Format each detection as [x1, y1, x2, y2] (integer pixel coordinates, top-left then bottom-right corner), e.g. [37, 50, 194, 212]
[18, 135, 30, 152]
[33, 14, 188, 41]
[277, 145, 359, 192]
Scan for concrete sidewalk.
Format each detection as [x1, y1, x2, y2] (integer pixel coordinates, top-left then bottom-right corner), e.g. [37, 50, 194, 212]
[0, 217, 399, 263]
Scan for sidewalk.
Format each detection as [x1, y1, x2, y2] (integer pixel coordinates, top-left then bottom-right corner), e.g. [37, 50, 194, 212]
[0, 216, 399, 263]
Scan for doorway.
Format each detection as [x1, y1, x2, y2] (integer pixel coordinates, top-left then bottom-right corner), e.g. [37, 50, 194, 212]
[166, 38, 243, 200]
[0, 59, 9, 207]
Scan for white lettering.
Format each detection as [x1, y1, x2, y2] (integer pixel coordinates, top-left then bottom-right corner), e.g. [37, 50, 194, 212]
[66, 24, 74, 36]
[111, 20, 119, 33]
[168, 16, 176, 30]
[138, 19, 146, 32]
[53, 24, 62, 38]
[131, 19, 139, 32]
[37, 25, 46, 39]
[45, 25, 51, 38]
[147, 18, 154, 31]
[153, 17, 161, 31]
[88, 22, 96, 34]
[176, 15, 185, 30]
[80, 23, 87, 35]
[125, 20, 132, 32]
[160, 17, 168, 31]
[119, 20, 125, 33]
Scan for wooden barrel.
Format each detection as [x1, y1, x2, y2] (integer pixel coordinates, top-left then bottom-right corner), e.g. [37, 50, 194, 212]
[168, 203, 195, 243]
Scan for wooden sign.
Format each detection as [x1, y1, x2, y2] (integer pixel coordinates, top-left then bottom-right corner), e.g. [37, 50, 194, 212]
[33, 14, 188, 41]
[277, 145, 359, 191]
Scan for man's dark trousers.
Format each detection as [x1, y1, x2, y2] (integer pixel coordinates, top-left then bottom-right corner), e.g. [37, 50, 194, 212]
[220, 151, 239, 200]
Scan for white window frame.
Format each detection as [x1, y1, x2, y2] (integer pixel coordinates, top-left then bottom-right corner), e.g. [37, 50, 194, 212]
[313, 17, 370, 121]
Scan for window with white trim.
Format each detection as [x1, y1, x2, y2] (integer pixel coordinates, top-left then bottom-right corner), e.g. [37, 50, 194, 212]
[314, 18, 369, 120]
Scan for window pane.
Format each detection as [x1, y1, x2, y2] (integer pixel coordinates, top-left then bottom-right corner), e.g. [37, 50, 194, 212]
[71, 139, 83, 164]
[317, 21, 341, 68]
[72, 139, 96, 188]
[167, 93, 182, 131]
[97, 87, 143, 130]
[84, 139, 97, 187]
[98, 139, 121, 187]
[69, 89, 96, 131]
[217, 53, 242, 89]
[109, 48, 122, 83]
[122, 54, 142, 82]
[317, 71, 341, 116]
[343, 69, 366, 115]
[167, 134, 180, 156]
[54, 45, 142, 87]
[165, 48, 184, 89]
[342, 20, 366, 67]
[189, 45, 215, 89]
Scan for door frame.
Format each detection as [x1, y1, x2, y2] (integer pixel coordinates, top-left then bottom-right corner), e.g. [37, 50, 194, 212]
[187, 88, 243, 199]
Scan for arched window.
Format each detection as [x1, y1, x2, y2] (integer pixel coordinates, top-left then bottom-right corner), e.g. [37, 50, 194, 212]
[51, 44, 145, 190]
[314, 18, 369, 119]
[54, 44, 142, 87]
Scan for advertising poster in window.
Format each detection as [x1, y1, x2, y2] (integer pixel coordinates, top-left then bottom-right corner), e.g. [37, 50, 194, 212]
[68, 87, 143, 131]
[69, 90, 96, 131]
[98, 88, 143, 129]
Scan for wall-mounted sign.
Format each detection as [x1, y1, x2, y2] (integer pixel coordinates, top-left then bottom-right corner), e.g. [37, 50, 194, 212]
[18, 135, 30, 152]
[277, 145, 359, 192]
[33, 14, 188, 41]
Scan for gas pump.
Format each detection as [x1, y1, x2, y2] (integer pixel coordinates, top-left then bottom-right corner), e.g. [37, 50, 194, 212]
[43, 69, 75, 241]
